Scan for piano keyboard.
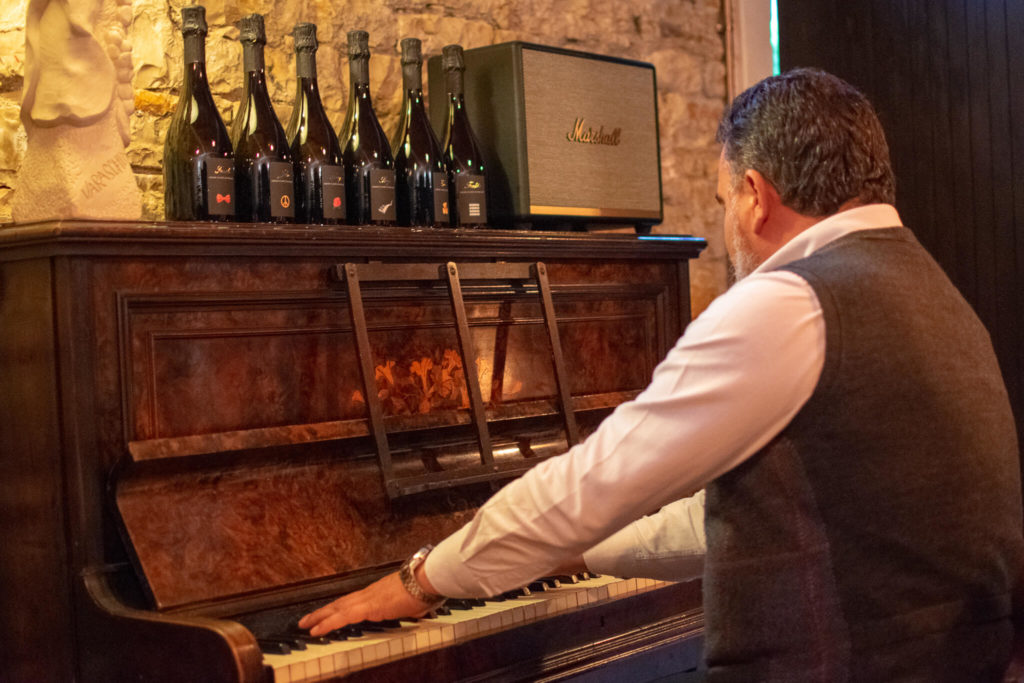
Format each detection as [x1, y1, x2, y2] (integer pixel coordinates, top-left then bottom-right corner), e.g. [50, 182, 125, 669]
[262, 575, 670, 682]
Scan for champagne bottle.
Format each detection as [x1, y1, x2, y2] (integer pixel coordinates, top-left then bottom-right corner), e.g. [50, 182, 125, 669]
[286, 23, 344, 225]
[440, 44, 487, 228]
[391, 38, 447, 227]
[231, 13, 295, 223]
[340, 30, 396, 226]
[163, 5, 234, 221]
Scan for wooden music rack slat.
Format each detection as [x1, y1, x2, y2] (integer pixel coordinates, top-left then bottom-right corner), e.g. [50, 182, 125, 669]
[333, 261, 580, 499]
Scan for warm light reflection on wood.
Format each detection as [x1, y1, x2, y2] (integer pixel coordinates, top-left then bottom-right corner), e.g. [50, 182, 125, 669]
[350, 347, 522, 416]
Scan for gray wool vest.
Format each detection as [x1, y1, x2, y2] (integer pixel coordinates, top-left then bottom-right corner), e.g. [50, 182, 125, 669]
[703, 227, 1024, 683]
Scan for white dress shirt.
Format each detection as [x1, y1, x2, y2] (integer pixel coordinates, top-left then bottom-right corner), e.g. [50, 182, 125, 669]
[425, 204, 904, 597]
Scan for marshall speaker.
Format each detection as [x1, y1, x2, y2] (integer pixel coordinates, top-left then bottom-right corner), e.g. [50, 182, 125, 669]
[427, 42, 663, 232]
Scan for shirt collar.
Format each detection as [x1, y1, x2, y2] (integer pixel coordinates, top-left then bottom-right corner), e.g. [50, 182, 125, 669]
[755, 203, 903, 274]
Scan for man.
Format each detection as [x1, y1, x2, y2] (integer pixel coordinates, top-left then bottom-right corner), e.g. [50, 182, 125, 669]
[301, 69, 1024, 680]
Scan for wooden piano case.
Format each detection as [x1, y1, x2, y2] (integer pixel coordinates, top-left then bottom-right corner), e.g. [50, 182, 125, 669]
[0, 221, 705, 682]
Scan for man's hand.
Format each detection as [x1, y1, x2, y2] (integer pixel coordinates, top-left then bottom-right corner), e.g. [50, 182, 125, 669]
[298, 572, 435, 636]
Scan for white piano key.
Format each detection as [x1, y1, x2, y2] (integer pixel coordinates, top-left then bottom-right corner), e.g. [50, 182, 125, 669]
[414, 626, 432, 651]
[400, 633, 417, 656]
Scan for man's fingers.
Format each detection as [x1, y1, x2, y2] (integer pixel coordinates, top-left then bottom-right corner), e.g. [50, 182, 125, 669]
[298, 572, 432, 636]
[308, 603, 369, 636]
[298, 595, 354, 631]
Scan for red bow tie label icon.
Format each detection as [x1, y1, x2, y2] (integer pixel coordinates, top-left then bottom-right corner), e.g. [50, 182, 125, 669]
[216, 193, 231, 204]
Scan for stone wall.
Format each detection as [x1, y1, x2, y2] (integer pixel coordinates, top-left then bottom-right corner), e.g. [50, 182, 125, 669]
[0, 0, 728, 312]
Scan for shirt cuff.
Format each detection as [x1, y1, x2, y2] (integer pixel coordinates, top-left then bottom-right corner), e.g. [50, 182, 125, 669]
[422, 524, 483, 598]
[583, 490, 706, 582]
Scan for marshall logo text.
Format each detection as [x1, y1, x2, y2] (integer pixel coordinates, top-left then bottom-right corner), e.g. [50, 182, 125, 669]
[566, 118, 622, 146]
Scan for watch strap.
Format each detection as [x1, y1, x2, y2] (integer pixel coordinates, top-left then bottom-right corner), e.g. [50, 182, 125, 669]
[399, 545, 446, 605]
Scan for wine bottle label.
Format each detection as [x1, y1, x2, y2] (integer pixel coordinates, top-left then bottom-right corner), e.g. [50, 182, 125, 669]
[370, 170, 396, 222]
[206, 158, 235, 216]
[433, 172, 450, 224]
[268, 161, 295, 218]
[456, 174, 487, 225]
[321, 165, 345, 220]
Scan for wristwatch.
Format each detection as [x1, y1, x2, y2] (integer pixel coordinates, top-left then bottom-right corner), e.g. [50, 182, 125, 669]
[399, 545, 446, 606]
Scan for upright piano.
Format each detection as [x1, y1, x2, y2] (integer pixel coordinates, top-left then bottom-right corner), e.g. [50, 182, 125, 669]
[0, 220, 706, 682]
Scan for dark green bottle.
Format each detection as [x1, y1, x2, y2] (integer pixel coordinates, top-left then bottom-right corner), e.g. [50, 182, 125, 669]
[286, 23, 344, 225]
[163, 5, 234, 221]
[441, 44, 487, 228]
[231, 13, 295, 223]
[391, 38, 447, 227]
[340, 30, 395, 226]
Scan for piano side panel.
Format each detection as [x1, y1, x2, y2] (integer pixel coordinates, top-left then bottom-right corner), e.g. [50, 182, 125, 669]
[78, 570, 264, 683]
[0, 258, 77, 682]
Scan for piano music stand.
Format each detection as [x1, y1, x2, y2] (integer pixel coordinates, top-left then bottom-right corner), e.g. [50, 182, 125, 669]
[334, 261, 580, 500]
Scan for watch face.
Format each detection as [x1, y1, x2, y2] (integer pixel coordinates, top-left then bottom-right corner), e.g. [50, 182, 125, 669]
[412, 545, 433, 566]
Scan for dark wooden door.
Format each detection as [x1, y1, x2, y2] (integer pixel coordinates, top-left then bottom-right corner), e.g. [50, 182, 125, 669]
[779, 0, 1024, 453]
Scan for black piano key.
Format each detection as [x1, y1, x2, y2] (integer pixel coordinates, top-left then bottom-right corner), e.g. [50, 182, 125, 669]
[351, 619, 402, 632]
[446, 598, 475, 610]
[367, 619, 403, 629]
[265, 634, 307, 650]
[335, 625, 364, 638]
[540, 577, 562, 589]
[352, 620, 385, 632]
[325, 629, 350, 641]
[527, 581, 551, 592]
[257, 639, 292, 655]
[279, 623, 331, 644]
[434, 605, 452, 616]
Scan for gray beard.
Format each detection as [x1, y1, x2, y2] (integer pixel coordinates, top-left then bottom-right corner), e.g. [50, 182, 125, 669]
[728, 225, 759, 282]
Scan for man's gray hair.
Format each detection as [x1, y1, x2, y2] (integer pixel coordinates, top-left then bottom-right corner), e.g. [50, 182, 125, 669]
[716, 68, 896, 216]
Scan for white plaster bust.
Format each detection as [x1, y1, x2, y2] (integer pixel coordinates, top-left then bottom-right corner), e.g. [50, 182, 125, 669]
[11, 0, 141, 222]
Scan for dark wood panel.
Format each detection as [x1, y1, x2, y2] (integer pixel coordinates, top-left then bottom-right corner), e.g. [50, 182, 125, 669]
[116, 453, 484, 609]
[945, 0, 980, 304]
[984, 0, 1020, 414]
[0, 259, 76, 681]
[1010, 1, 1024, 432]
[780, 0, 1024, 447]
[117, 286, 662, 441]
[965, 0, 997, 335]
[925, 0, 956, 273]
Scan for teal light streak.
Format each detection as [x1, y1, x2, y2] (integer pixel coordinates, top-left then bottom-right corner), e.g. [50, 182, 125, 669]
[770, 0, 781, 74]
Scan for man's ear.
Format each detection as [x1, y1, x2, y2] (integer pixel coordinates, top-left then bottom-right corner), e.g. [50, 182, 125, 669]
[743, 169, 779, 236]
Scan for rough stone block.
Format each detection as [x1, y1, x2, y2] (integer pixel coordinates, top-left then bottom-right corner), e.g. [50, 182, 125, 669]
[0, 95, 25, 172]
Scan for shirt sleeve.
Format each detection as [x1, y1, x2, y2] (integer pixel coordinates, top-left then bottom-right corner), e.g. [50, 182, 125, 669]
[582, 490, 706, 582]
[425, 271, 825, 598]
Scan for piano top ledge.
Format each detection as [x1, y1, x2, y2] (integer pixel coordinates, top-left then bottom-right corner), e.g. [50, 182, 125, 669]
[0, 220, 707, 262]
